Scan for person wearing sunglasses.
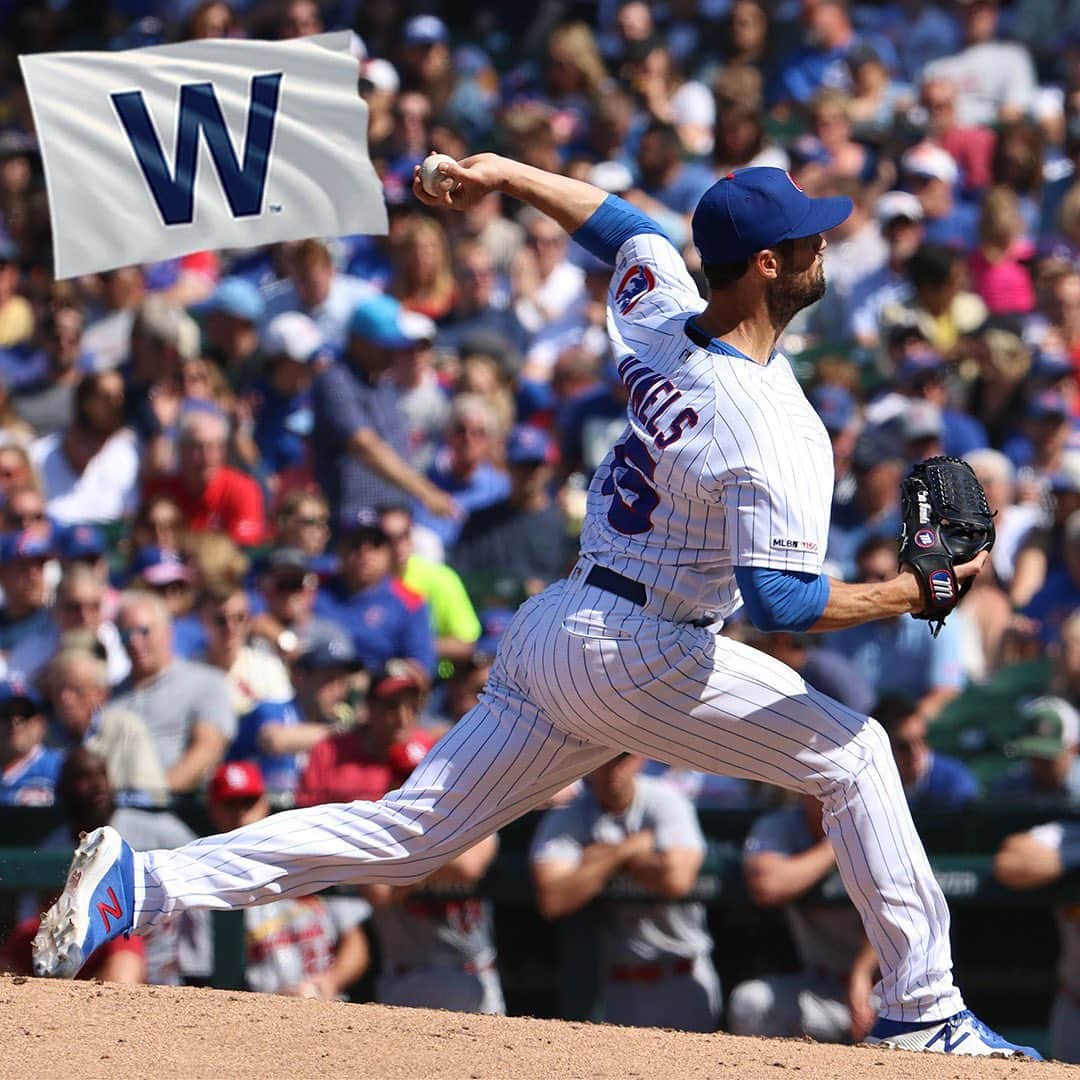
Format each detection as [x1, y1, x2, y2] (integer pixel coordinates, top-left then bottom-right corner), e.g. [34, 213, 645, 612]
[0, 679, 61, 806]
[111, 591, 234, 795]
[249, 548, 340, 666]
[0, 526, 55, 680]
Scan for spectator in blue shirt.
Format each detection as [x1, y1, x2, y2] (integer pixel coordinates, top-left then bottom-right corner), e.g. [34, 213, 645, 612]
[634, 122, 714, 217]
[261, 238, 372, 350]
[310, 293, 456, 529]
[1023, 509, 1080, 646]
[415, 394, 510, 549]
[875, 695, 979, 812]
[771, 0, 895, 109]
[895, 347, 989, 458]
[827, 536, 967, 721]
[826, 428, 905, 579]
[0, 527, 55, 678]
[314, 516, 436, 675]
[0, 679, 62, 806]
[249, 312, 328, 481]
[900, 144, 979, 251]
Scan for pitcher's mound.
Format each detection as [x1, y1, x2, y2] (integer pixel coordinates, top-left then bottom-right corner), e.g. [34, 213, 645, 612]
[0, 977, 1072, 1079]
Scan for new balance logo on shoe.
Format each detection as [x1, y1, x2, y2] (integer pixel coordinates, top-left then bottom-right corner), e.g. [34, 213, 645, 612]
[925, 1025, 971, 1054]
[97, 887, 123, 932]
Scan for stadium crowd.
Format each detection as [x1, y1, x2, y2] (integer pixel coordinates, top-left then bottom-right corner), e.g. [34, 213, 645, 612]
[0, 0, 1079, 1058]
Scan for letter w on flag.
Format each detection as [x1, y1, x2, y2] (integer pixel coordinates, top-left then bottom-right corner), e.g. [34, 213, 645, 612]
[111, 73, 282, 227]
[20, 32, 387, 279]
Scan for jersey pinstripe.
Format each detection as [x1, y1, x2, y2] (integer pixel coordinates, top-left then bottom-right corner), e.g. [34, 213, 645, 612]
[579, 233, 834, 624]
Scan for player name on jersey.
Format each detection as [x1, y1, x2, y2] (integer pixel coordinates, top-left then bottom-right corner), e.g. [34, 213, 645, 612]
[617, 354, 699, 449]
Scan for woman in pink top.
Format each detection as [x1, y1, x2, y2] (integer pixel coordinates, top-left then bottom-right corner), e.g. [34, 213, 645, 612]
[968, 186, 1035, 315]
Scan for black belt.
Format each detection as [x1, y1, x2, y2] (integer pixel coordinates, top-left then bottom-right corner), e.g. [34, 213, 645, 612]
[585, 565, 647, 606]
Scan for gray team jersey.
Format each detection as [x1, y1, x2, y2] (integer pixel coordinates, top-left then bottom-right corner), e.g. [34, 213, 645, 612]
[372, 895, 497, 973]
[245, 896, 370, 995]
[530, 775, 712, 965]
[743, 805, 864, 978]
[112, 658, 235, 772]
[1029, 822, 1080, 997]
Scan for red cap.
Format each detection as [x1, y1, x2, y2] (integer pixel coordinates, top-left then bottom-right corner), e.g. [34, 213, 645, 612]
[208, 761, 266, 801]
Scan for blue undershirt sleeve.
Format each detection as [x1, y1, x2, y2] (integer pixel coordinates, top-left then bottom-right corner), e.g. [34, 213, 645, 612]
[571, 194, 666, 266]
[734, 566, 831, 634]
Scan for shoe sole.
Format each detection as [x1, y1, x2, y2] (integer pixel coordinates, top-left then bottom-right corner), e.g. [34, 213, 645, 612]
[865, 1036, 1027, 1058]
[32, 826, 122, 979]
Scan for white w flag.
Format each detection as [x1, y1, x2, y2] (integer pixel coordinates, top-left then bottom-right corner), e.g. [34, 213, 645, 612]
[20, 32, 387, 280]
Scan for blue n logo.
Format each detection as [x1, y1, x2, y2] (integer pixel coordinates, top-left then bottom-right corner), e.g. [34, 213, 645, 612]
[111, 73, 283, 227]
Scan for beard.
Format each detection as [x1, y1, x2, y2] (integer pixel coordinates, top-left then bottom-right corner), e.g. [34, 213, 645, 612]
[766, 261, 827, 328]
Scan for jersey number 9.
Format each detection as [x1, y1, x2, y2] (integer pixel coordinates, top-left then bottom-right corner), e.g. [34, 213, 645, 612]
[602, 434, 659, 535]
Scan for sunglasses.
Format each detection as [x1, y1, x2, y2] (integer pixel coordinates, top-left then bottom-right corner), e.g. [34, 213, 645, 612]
[271, 574, 308, 593]
[295, 515, 329, 528]
[119, 624, 153, 643]
[61, 598, 101, 614]
[213, 611, 249, 628]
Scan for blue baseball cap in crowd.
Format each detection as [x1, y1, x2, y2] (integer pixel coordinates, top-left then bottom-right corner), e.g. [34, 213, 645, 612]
[852, 426, 905, 471]
[473, 608, 513, 663]
[897, 346, 945, 385]
[296, 633, 363, 672]
[130, 545, 190, 586]
[507, 424, 556, 465]
[0, 676, 44, 715]
[692, 167, 853, 266]
[349, 294, 436, 350]
[58, 523, 106, 561]
[208, 277, 264, 323]
[809, 385, 855, 435]
[0, 527, 54, 563]
[402, 14, 449, 46]
[1032, 348, 1074, 382]
[1027, 390, 1070, 421]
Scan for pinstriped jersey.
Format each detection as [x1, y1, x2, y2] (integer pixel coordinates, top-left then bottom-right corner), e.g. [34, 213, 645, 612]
[578, 233, 835, 624]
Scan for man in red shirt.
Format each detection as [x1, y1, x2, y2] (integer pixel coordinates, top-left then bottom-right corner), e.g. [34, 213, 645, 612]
[296, 660, 436, 807]
[145, 408, 266, 546]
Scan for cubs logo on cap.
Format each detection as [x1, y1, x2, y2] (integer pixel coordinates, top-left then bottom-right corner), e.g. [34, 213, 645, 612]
[692, 166, 853, 266]
[615, 264, 655, 315]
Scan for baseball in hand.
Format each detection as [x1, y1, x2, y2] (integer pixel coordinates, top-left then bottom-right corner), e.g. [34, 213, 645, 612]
[419, 153, 456, 197]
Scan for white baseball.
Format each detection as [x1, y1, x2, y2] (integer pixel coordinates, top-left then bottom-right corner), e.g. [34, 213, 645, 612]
[419, 153, 456, 197]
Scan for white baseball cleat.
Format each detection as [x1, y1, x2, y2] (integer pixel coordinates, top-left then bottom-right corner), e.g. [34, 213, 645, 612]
[32, 825, 135, 979]
[866, 1009, 1042, 1059]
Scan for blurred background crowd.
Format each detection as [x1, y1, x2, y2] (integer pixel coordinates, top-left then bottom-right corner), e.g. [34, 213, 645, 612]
[0, 0, 1079, 1058]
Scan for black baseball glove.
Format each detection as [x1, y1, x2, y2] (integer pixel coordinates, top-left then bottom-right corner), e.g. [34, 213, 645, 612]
[898, 455, 996, 637]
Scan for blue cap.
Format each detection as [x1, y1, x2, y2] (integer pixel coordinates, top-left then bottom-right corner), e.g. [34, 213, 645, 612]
[692, 167, 853, 265]
[474, 608, 512, 661]
[130, 545, 190, 586]
[897, 346, 945, 384]
[402, 14, 449, 46]
[507, 425, 555, 465]
[209, 277, 265, 323]
[295, 633, 363, 672]
[0, 528, 54, 563]
[809, 385, 855, 434]
[349, 294, 431, 349]
[1028, 390, 1070, 421]
[58, 523, 106, 560]
[0, 675, 43, 713]
[1032, 349, 1074, 382]
[852, 426, 905, 471]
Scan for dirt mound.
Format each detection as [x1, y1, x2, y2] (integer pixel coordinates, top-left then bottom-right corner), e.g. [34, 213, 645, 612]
[0, 977, 1073, 1080]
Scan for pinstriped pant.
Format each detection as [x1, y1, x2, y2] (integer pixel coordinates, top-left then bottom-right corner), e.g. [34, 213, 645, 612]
[133, 573, 964, 1023]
